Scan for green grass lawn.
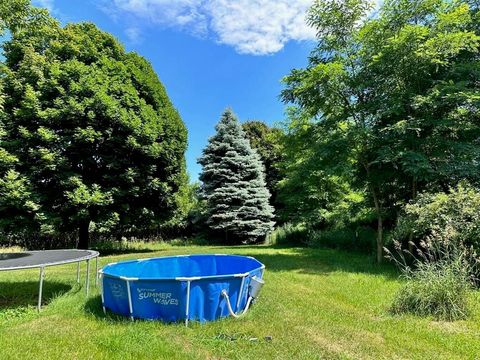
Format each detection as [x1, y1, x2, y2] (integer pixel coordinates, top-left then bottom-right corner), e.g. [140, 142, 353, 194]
[1, 243, 479, 360]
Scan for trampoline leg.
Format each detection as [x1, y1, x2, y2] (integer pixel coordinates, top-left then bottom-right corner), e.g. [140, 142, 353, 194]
[76, 261, 80, 284]
[99, 274, 106, 314]
[85, 259, 90, 297]
[38, 267, 45, 312]
[95, 256, 98, 287]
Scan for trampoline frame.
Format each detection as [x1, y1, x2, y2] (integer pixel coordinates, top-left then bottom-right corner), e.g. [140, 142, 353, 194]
[0, 249, 100, 311]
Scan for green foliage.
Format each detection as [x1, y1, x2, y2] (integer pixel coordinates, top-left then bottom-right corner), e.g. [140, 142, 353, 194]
[308, 226, 377, 254]
[266, 223, 309, 246]
[183, 181, 209, 234]
[267, 222, 377, 254]
[162, 175, 202, 235]
[0, 0, 35, 36]
[0, 5, 187, 247]
[280, 0, 480, 261]
[393, 182, 480, 251]
[278, 108, 366, 228]
[0, 169, 40, 235]
[242, 120, 284, 214]
[198, 109, 275, 243]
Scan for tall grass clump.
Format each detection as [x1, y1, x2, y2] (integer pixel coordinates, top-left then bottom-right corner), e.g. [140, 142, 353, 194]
[386, 183, 480, 320]
[387, 228, 478, 321]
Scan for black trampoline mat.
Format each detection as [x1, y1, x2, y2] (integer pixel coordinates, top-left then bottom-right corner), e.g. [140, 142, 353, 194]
[0, 249, 99, 270]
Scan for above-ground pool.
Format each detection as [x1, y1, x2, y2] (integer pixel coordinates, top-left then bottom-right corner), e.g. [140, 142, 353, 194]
[99, 254, 265, 324]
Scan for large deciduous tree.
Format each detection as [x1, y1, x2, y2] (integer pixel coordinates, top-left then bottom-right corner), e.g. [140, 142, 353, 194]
[0, 4, 187, 248]
[278, 108, 365, 229]
[282, 0, 480, 262]
[198, 109, 274, 243]
[242, 120, 284, 215]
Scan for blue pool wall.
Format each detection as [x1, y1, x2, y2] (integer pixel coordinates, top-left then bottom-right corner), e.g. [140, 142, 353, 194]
[100, 254, 264, 323]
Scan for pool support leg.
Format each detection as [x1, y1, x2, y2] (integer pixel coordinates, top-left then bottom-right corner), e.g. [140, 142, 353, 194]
[85, 259, 90, 296]
[185, 280, 191, 327]
[236, 275, 246, 313]
[76, 261, 80, 283]
[38, 267, 45, 312]
[126, 279, 134, 321]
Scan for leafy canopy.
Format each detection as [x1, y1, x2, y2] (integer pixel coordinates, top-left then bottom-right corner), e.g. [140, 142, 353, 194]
[280, 0, 480, 261]
[0, 4, 188, 247]
[242, 120, 284, 215]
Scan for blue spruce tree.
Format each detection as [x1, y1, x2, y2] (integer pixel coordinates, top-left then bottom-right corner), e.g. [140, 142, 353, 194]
[199, 109, 275, 243]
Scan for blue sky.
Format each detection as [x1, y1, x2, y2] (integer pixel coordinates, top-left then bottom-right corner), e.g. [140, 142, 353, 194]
[33, 0, 315, 180]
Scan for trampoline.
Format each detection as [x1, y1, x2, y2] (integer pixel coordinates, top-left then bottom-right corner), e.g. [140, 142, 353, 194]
[100, 254, 265, 325]
[0, 249, 99, 311]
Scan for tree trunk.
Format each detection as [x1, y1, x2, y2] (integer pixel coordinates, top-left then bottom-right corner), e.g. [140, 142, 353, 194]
[408, 177, 417, 254]
[78, 219, 90, 249]
[412, 177, 417, 200]
[371, 186, 384, 263]
[363, 162, 384, 263]
[376, 215, 383, 263]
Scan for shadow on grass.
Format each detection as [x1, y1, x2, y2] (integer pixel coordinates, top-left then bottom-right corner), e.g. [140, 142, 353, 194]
[90, 235, 216, 256]
[84, 295, 166, 324]
[92, 247, 165, 256]
[208, 245, 400, 279]
[0, 280, 72, 309]
[84, 295, 123, 321]
[98, 243, 399, 279]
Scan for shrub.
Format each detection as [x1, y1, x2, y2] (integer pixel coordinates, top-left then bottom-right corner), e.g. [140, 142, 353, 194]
[308, 228, 354, 248]
[266, 224, 309, 245]
[307, 226, 376, 254]
[393, 182, 480, 252]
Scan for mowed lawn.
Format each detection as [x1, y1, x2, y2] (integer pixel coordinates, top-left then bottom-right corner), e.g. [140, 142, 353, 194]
[1, 244, 479, 360]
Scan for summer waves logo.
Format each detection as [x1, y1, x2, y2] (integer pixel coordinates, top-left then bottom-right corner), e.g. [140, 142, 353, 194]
[136, 288, 179, 305]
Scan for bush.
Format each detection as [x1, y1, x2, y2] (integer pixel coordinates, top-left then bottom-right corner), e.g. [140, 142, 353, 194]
[266, 224, 376, 251]
[393, 182, 480, 252]
[266, 224, 309, 245]
[308, 228, 354, 248]
[307, 226, 376, 254]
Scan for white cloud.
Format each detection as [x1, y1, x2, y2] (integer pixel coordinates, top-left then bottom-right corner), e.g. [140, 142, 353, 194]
[125, 27, 142, 43]
[104, 0, 316, 55]
[32, 0, 55, 12]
